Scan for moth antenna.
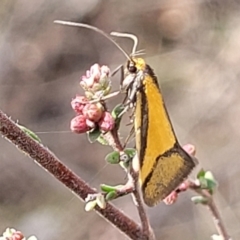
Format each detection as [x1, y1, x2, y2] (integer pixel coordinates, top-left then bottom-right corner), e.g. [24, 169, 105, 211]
[54, 20, 131, 61]
[133, 49, 146, 57]
[135, 49, 145, 55]
[110, 32, 138, 56]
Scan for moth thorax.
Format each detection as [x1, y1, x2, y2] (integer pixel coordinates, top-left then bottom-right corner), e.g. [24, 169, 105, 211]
[122, 74, 136, 90]
[132, 57, 146, 71]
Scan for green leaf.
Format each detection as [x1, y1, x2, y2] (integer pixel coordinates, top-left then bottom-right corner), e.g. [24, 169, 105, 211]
[197, 169, 206, 179]
[87, 128, 101, 143]
[111, 104, 125, 119]
[97, 135, 109, 145]
[191, 196, 208, 205]
[105, 151, 120, 164]
[198, 170, 217, 194]
[101, 184, 116, 192]
[17, 124, 41, 143]
[124, 148, 136, 158]
[206, 179, 217, 194]
[105, 191, 117, 201]
[100, 184, 123, 193]
[111, 104, 125, 129]
[198, 177, 209, 189]
[204, 171, 216, 182]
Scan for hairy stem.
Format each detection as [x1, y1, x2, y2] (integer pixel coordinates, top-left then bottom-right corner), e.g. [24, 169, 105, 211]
[129, 167, 155, 240]
[0, 110, 149, 240]
[104, 125, 154, 239]
[189, 180, 231, 240]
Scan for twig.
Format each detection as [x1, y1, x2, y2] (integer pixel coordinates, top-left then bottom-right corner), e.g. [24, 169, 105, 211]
[103, 126, 154, 239]
[129, 167, 155, 240]
[0, 110, 149, 240]
[189, 180, 231, 240]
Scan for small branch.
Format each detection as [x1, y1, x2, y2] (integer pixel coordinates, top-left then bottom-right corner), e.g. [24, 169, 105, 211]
[0, 110, 149, 240]
[189, 180, 231, 240]
[104, 128, 124, 152]
[99, 120, 154, 239]
[129, 168, 155, 240]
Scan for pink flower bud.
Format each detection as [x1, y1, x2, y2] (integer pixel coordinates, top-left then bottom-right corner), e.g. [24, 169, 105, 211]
[178, 181, 190, 192]
[12, 231, 24, 240]
[71, 96, 89, 114]
[81, 64, 101, 89]
[163, 191, 178, 205]
[182, 144, 196, 156]
[80, 64, 111, 94]
[99, 65, 110, 90]
[98, 111, 115, 132]
[82, 103, 103, 122]
[3, 230, 24, 240]
[101, 65, 110, 76]
[70, 115, 90, 134]
[90, 64, 101, 76]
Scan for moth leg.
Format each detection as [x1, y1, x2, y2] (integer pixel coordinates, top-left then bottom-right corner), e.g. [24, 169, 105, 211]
[111, 64, 123, 78]
[123, 125, 135, 148]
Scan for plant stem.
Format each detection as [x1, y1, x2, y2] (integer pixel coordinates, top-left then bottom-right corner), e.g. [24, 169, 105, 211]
[129, 167, 155, 240]
[100, 122, 154, 239]
[189, 180, 231, 240]
[0, 110, 149, 240]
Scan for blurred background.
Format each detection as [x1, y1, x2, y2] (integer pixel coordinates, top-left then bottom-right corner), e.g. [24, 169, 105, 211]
[1, 0, 240, 239]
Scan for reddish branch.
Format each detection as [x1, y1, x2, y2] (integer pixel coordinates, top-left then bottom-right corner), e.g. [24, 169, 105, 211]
[0, 110, 149, 240]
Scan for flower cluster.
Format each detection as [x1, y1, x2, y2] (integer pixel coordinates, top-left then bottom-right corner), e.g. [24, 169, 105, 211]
[81, 64, 111, 99]
[70, 64, 115, 134]
[0, 228, 37, 240]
